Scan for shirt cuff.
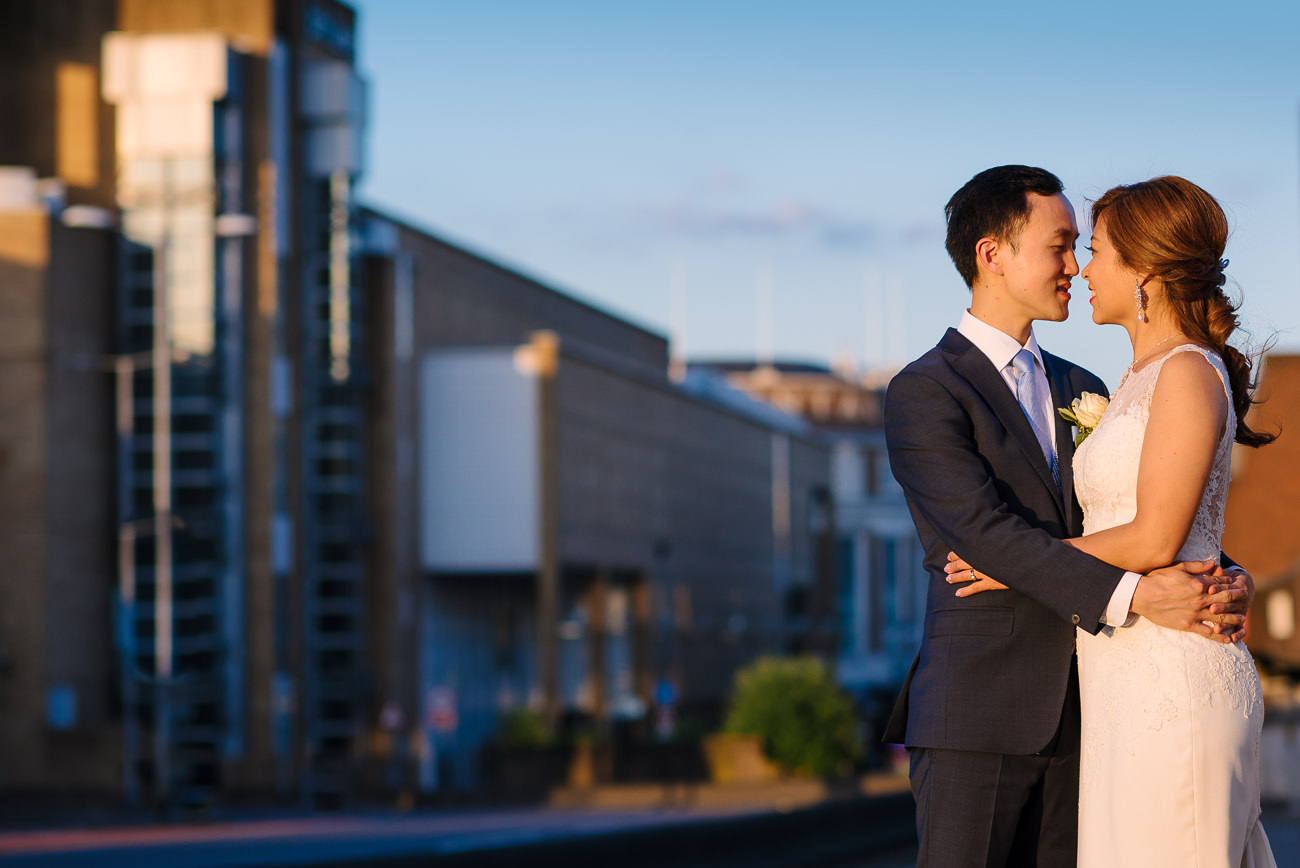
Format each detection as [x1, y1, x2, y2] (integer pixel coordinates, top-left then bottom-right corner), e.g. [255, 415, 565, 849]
[1100, 572, 1141, 628]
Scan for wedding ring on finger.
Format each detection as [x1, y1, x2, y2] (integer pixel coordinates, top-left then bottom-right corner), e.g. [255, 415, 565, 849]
[969, 569, 976, 582]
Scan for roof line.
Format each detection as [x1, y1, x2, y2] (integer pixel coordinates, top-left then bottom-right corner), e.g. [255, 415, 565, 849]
[360, 202, 668, 345]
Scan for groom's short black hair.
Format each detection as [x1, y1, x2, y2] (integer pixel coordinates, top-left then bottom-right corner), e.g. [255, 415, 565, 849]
[945, 165, 1064, 288]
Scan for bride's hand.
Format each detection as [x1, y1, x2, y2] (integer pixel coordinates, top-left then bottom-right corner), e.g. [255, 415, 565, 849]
[945, 552, 1008, 597]
[1135, 561, 1246, 644]
[1205, 564, 1254, 642]
[1206, 564, 1253, 609]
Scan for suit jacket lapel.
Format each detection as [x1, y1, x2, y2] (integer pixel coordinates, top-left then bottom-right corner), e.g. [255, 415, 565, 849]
[941, 329, 1066, 522]
[1043, 354, 1077, 532]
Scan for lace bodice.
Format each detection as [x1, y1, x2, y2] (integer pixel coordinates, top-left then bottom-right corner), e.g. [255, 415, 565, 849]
[1073, 343, 1236, 560]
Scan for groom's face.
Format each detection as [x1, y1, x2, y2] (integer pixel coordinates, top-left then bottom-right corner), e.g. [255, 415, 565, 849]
[999, 193, 1080, 324]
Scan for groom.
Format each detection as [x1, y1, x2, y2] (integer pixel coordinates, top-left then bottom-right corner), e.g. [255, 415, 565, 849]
[882, 165, 1251, 867]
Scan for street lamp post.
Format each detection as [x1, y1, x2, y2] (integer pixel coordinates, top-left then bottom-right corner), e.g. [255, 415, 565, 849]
[214, 211, 256, 765]
[116, 354, 140, 807]
[152, 191, 174, 812]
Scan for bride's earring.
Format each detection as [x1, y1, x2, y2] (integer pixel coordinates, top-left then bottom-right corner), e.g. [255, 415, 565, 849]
[1134, 278, 1147, 323]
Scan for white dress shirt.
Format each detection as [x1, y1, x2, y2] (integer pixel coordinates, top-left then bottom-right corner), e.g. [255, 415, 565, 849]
[957, 311, 1139, 627]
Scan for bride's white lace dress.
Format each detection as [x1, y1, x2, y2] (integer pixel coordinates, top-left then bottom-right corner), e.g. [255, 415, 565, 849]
[1073, 344, 1275, 868]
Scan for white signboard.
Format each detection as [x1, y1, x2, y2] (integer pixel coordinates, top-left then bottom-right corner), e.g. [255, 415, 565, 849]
[419, 348, 539, 572]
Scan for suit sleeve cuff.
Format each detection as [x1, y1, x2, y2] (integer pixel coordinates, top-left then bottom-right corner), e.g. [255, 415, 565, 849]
[1100, 572, 1141, 628]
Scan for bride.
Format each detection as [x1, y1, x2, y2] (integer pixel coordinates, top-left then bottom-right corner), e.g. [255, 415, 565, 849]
[951, 176, 1277, 867]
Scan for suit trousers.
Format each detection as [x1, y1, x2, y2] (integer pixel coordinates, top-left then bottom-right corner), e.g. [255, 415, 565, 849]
[910, 663, 1081, 868]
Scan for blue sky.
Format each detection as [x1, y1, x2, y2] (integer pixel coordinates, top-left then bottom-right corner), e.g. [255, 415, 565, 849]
[352, 0, 1300, 388]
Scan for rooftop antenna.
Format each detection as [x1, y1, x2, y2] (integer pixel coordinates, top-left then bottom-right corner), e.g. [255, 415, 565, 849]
[669, 258, 687, 382]
[757, 261, 774, 369]
[864, 266, 884, 371]
[886, 273, 906, 365]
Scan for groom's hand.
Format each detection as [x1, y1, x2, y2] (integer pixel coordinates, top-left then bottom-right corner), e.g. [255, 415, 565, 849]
[1131, 560, 1247, 644]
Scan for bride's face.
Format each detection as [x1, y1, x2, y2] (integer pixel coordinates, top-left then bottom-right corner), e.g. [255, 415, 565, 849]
[1080, 217, 1139, 327]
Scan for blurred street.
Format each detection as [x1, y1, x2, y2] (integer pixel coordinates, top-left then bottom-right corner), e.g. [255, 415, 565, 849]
[0, 794, 912, 868]
[0, 806, 752, 867]
[1, 800, 1296, 867]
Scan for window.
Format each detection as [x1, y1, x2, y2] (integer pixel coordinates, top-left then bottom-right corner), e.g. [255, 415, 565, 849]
[836, 538, 856, 654]
[493, 600, 518, 669]
[864, 446, 880, 495]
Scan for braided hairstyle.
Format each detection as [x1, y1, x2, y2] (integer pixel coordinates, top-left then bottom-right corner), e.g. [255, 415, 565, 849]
[1091, 176, 1275, 447]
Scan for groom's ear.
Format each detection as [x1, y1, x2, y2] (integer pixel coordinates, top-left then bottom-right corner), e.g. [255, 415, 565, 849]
[975, 236, 1004, 277]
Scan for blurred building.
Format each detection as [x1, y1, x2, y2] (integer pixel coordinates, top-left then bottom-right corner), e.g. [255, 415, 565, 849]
[1223, 353, 1300, 674]
[358, 217, 832, 789]
[0, 170, 119, 796]
[689, 361, 927, 740]
[2, 0, 372, 807]
[0, 0, 833, 803]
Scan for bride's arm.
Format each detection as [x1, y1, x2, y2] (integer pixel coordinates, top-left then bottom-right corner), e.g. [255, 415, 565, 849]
[1064, 350, 1228, 574]
[946, 351, 1248, 636]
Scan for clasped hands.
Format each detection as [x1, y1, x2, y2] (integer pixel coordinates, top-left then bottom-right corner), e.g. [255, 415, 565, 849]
[944, 552, 1253, 644]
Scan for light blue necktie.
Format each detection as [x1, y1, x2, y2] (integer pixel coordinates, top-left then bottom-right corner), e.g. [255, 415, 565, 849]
[1011, 349, 1060, 490]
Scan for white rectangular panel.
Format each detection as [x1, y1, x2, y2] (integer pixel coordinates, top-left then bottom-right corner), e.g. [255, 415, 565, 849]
[103, 32, 228, 101]
[420, 349, 538, 572]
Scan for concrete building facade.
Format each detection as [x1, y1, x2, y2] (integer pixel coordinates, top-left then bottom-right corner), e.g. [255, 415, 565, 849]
[0, 179, 119, 796]
[360, 218, 833, 790]
[691, 361, 927, 745]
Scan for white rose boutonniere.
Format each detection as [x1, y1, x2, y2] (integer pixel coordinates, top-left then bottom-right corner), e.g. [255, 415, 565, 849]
[1058, 392, 1108, 446]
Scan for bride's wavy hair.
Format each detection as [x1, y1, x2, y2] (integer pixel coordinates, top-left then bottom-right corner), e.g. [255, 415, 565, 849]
[1091, 176, 1275, 448]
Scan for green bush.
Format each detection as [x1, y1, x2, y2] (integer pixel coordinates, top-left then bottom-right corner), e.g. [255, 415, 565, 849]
[498, 707, 551, 748]
[724, 656, 862, 777]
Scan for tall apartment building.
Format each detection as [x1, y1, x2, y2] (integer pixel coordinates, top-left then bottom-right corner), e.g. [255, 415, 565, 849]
[0, 0, 835, 803]
[0, 170, 119, 796]
[1, 0, 372, 805]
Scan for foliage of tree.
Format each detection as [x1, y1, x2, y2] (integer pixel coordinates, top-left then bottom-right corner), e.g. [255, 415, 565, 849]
[724, 656, 862, 777]
[498, 707, 551, 748]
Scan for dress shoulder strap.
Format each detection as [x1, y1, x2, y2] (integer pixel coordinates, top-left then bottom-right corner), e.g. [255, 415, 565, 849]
[1157, 344, 1231, 404]
[1136, 344, 1236, 451]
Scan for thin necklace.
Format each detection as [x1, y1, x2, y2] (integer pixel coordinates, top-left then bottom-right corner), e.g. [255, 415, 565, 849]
[1117, 331, 1188, 390]
[1130, 331, 1187, 369]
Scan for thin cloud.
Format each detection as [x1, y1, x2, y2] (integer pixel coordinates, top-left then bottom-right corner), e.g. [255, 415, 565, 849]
[641, 197, 878, 249]
[897, 219, 944, 247]
[695, 168, 747, 193]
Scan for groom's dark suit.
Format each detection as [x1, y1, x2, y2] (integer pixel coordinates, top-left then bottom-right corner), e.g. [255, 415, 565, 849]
[883, 328, 1125, 866]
